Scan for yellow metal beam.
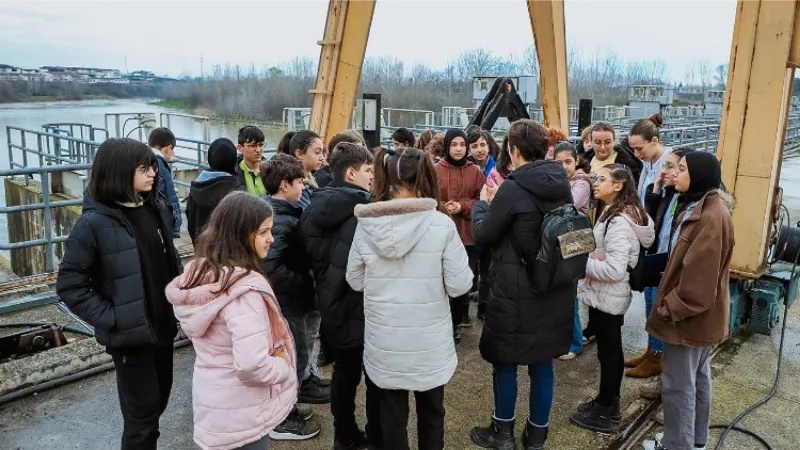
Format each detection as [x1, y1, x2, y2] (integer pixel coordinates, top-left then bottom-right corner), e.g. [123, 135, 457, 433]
[717, 0, 798, 278]
[309, 0, 375, 142]
[527, 0, 569, 132]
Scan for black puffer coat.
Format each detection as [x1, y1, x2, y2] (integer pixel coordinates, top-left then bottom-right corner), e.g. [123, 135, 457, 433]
[56, 192, 182, 349]
[261, 198, 316, 317]
[299, 182, 372, 349]
[472, 160, 574, 364]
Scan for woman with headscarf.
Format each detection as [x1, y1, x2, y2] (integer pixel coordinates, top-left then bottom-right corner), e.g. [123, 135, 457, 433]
[641, 152, 735, 450]
[435, 128, 485, 341]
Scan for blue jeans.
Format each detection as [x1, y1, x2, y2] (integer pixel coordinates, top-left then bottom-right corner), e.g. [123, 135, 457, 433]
[644, 287, 664, 353]
[570, 296, 583, 354]
[492, 362, 553, 426]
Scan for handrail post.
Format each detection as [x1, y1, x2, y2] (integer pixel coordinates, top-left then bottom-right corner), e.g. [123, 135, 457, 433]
[40, 171, 54, 273]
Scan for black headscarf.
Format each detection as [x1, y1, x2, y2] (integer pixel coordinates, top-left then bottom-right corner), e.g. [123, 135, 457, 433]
[682, 151, 721, 204]
[443, 128, 469, 167]
[208, 138, 238, 176]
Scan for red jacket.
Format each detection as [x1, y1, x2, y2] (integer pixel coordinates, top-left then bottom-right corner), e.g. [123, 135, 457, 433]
[435, 159, 485, 246]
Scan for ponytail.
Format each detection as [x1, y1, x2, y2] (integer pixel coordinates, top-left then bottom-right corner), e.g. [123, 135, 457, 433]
[372, 147, 395, 202]
[277, 131, 295, 155]
[372, 147, 440, 204]
[411, 148, 440, 205]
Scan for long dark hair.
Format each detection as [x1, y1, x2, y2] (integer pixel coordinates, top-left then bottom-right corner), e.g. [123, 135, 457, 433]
[373, 147, 439, 204]
[496, 135, 512, 178]
[598, 163, 647, 226]
[90, 138, 158, 205]
[182, 192, 274, 294]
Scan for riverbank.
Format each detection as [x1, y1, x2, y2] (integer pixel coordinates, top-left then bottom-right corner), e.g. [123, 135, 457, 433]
[148, 99, 284, 127]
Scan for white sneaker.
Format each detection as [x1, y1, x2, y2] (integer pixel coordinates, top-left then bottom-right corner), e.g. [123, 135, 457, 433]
[641, 432, 663, 450]
[558, 352, 576, 360]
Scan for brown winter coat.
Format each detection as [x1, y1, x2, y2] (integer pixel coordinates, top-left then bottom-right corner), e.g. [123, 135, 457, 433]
[435, 159, 485, 246]
[646, 190, 735, 348]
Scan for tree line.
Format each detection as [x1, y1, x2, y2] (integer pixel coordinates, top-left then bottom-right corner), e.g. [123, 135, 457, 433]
[159, 45, 729, 123]
[0, 80, 164, 103]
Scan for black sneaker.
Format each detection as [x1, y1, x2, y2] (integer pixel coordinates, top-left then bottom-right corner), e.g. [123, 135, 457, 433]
[569, 400, 615, 434]
[453, 325, 462, 344]
[333, 430, 369, 450]
[269, 410, 321, 441]
[575, 397, 621, 423]
[295, 404, 313, 421]
[298, 376, 331, 404]
[308, 373, 331, 388]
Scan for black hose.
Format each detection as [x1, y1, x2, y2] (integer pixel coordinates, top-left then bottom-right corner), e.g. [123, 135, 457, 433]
[0, 338, 192, 406]
[711, 223, 799, 450]
[709, 424, 773, 450]
[0, 321, 94, 337]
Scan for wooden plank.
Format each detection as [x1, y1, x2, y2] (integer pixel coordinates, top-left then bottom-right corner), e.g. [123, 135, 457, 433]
[718, 0, 798, 277]
[789, 6, 800, 67]
[718, 0, 759, 191]
[308, 0, 375, 141]
[528, 0, 569, 132]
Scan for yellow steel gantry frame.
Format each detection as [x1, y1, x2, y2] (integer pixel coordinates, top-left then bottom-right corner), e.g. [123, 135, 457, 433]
[309, 0, 798, 278]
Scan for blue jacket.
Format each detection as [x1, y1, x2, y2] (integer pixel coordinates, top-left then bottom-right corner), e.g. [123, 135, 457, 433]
[155, 155, 182, 238]
[482, 155, 497, 179]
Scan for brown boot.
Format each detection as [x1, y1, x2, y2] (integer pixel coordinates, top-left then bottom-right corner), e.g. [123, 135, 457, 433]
[625, 351, 663, 378]
[624, 344, 653, 368]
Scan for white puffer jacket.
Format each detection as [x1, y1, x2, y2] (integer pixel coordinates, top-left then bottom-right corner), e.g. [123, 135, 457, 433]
[346, 198, 473, 391]
[578, 212, 655, 316]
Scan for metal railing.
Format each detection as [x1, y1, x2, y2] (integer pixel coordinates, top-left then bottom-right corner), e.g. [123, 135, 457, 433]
[0, 164, 92, 272]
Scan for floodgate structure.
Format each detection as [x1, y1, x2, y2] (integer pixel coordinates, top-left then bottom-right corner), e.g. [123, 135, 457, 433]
[4, 0, 800, 449]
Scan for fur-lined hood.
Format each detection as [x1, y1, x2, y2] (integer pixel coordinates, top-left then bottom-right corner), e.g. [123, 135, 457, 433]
[354, 198, 440, 260]
[717, 189, 736, 212]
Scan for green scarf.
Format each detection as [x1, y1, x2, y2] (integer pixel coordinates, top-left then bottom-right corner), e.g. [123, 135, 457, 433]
[240, 160, 266, 195]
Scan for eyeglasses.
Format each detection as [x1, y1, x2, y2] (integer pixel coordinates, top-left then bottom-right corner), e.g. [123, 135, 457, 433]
[137, 165, 158, 176]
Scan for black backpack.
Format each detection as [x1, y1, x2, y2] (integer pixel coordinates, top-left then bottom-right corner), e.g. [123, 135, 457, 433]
[603, 214, 647, 292]
[515, 201, 595, 294]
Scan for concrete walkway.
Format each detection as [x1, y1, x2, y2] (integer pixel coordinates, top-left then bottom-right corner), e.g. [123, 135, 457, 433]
[2, 293, 798, 450]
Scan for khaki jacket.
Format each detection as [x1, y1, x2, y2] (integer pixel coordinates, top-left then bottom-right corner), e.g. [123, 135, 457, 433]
[646, 190, 735, 348]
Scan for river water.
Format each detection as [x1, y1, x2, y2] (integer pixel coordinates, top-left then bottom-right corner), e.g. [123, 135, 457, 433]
[2, 99, 800, 262]
[0, 98, 285, 256]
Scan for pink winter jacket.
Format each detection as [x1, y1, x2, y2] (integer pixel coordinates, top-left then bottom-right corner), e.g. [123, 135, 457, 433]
[165, 261, 298, 450]
[486, 166, 509, 188]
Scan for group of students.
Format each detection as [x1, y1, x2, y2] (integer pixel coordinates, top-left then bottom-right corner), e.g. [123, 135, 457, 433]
[55, 112, 734, 450]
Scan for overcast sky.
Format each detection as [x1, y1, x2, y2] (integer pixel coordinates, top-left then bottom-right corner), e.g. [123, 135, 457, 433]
[0, 0, 737, 81]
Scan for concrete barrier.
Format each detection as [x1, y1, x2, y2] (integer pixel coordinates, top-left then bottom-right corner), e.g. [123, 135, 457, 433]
[0, 337, 109, 397]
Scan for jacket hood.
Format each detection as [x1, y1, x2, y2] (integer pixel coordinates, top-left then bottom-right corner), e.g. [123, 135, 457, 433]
[716, 189, 736, 212]
[354, 198, 438, 259]
[165, 260, 275, 338]
[616, 211, 656, 248]
[507, 160, 572, 202]
[308, 182, 372, 229]
[189, 171, 240, 208]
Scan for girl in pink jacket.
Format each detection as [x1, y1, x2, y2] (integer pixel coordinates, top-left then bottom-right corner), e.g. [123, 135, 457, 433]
[166, 191, 298, 450]
[554, 142, 592, 214]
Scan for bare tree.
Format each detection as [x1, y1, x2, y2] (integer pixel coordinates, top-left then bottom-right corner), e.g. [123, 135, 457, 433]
[714, 64, 728, 89]
[697, 60, 713, 90]
[456, 48, 500, 80]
